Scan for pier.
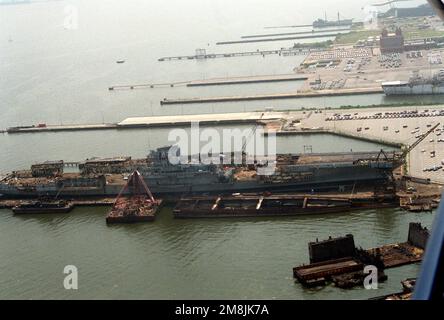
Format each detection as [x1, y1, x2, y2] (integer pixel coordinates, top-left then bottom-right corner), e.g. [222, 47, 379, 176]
[160, 87, 384, 105]
[216, 33, 342, 45]
[158, 48, 316, 62]
[6, 104, 444, 186]
[186, 74, 308, 86]
[4, 112, 285, 134]
[108, 74, 308, 91]
[241, 28, 350, 39]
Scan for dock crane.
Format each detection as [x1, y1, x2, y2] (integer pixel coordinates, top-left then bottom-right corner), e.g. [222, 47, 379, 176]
[354, 123, 440, 168]
[394, 122, 440, 167]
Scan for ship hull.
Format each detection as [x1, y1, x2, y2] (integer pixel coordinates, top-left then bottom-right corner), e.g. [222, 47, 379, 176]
[0, 165, 390, 199]
[383, 83, 444, 95]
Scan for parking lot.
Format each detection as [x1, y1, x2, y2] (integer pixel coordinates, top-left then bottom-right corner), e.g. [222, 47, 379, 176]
[298, 47, 444, 92]
[301, 105, 444, 183]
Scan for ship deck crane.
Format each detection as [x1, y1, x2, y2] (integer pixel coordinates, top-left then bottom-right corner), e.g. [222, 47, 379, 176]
[241, 112, 265, 163]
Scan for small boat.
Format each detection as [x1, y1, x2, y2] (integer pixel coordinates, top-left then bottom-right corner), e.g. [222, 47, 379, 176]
[116, 60, 125, 64]
[12, 200, 74, 214]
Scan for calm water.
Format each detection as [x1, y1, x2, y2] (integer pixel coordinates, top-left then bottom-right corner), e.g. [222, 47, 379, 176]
[0, 0, 436, 299]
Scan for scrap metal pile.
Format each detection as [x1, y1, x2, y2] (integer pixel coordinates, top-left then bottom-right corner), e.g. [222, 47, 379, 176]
[106, 170, 161, 224]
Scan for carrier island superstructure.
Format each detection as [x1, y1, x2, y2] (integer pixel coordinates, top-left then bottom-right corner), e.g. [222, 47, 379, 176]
[0, 146, 398, 199]
[382, 69, 444, 95]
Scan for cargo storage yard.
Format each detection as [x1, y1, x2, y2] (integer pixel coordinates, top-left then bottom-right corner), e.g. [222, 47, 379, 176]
[2, 0, 444, 301]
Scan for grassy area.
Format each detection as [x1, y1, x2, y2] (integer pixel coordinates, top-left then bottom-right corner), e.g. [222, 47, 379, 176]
[404, 29, 444, 40]
[293, 40, 333, 49]
[334, 30, 380, 45]
[334, 28, 444, 45]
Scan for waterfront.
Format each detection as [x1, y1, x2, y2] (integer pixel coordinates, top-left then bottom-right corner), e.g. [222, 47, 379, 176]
[0, 0, 438, 299]
[0, 205, 435, 299]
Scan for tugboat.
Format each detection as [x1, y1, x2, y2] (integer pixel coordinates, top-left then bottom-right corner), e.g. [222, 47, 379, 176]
[12, 199, 74, 214]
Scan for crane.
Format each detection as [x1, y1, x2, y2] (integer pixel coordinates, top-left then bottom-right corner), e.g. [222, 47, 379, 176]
[353, 123, 440, 168]
[394, 123, 440, 166]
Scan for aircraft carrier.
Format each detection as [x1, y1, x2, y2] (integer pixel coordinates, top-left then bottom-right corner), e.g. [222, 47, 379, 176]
[0, 147, 397, 199]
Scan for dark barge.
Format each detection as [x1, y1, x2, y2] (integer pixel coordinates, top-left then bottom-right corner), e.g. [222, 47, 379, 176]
[292, 223, 429, 288]
[173, 193, 397, 219]
[12, 200, 74, 214]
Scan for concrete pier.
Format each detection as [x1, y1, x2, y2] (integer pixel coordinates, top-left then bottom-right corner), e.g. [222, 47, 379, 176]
[216, 33, 342, 45]
[6, 123, 118, 134]
[160, 87, 384, 105]
[241, 28, 350, 39]
[186, 74, 308, 86]
[158, 48, 317, 62]
[5, 112, 286, 134]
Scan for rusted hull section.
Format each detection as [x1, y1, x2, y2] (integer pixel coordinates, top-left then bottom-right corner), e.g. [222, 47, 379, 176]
[366, 242, 424, 268]
[292, 223, 429, 289]
[293, 257, 363, 287]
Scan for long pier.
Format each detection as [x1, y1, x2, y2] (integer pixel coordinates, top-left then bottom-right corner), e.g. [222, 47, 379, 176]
[186, 74, 308, 87]
[160, 87, 384, 105]
[216, 33, 342, 45]
[241, 28, 350, 39]
[108, 74, 308, 91]
[5, 112, 285, 134]
[264, 24, 312, 29]
[158, 48, 318, 62]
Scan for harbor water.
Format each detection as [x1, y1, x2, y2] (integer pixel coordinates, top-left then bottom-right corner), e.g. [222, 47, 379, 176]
[0, 0, 436, 299]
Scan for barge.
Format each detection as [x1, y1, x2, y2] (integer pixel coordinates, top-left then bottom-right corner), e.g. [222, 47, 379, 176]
[292, 223, 429, 288]
[106, 171, 162, 224]
[12, 200, 74, 214]
[173, 193, 397, 219]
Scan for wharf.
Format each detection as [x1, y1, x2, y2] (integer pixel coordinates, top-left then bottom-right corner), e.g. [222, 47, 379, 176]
[216, 33, 342, 45]
[186, 74, 307, 86]
[108, 74, 308, 91]
[158, 48, 316, 62]
[6, 123, 118, 134]
[241, 28, 350, 39]
[116, 111, 284, 127]
[160, 87, 383, 105]
[5, 112, 285, 134]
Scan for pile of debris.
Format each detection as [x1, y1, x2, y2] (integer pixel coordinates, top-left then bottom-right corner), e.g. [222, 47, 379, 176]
[106, 170, 162, 224]
[370, 278, 416, 300]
